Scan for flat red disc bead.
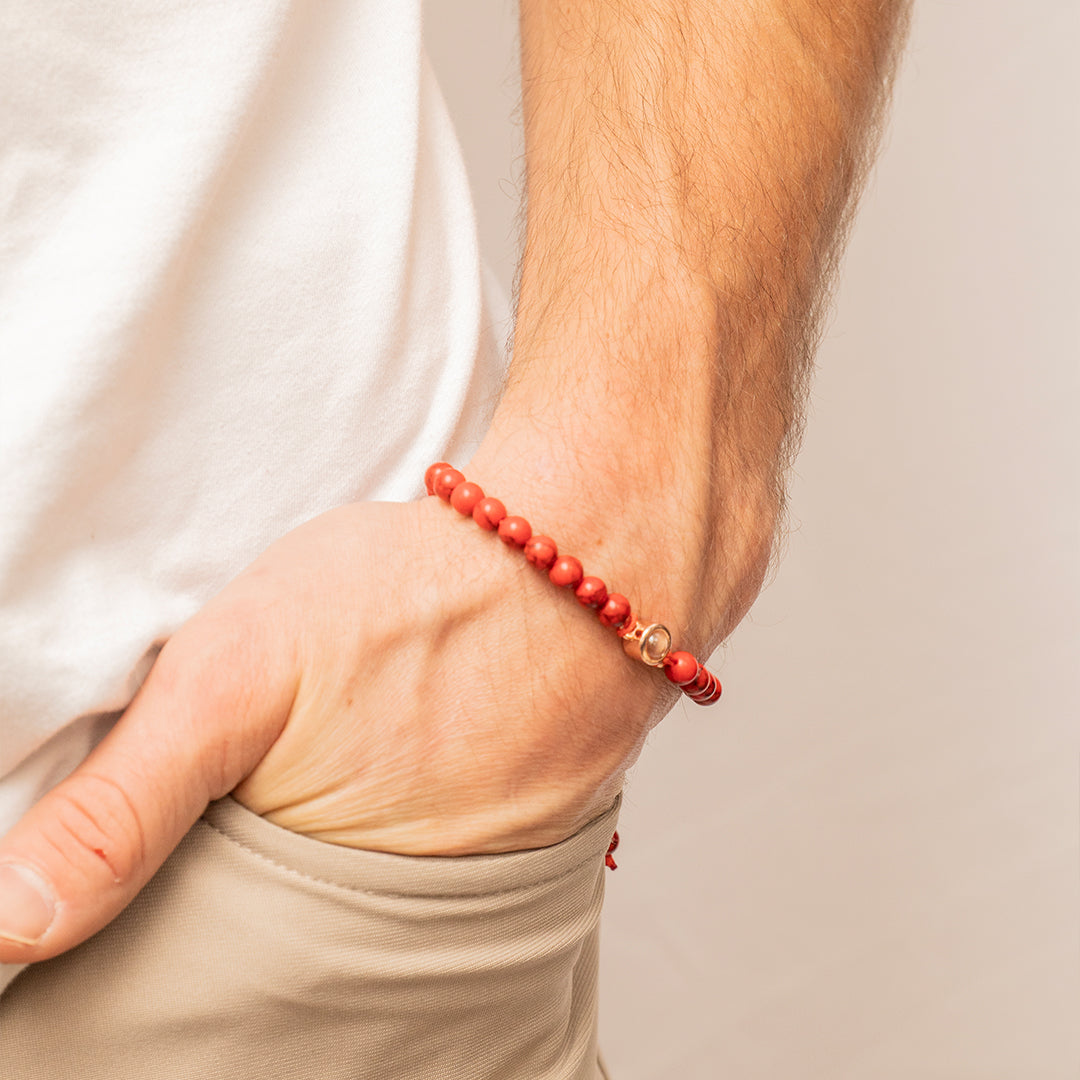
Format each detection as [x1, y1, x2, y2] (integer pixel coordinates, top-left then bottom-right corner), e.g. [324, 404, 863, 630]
[498, 515, 532, 547]
[424, 462, 452, 496]
[524, 535, 558, 571]
[687, 672, 718, 697]
[598, 593, 632, 630]
[689, 666, 712, 695]
[549, 555, 584, 589]
[433, 468, 465, 501]
[450, 482, 484, 515]
[688, 680, 722, 705]
[664, 651, 699, 686]
[575, 576, 609, 609]
[687, 679, 715, 701]
[473, 497, 507, 530]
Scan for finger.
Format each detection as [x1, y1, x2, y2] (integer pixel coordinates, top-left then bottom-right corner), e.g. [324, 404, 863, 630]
[0, 612, 294, 964]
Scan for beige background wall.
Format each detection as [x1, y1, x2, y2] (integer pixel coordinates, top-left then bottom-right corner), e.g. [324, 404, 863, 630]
[425, 2, 1079, 1076]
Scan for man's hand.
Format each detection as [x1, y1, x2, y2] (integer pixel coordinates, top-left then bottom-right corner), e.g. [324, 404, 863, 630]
[0, 492, 697, 962]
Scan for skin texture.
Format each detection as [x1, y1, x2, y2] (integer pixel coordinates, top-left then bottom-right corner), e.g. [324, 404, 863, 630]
[0, 0, 910, 963]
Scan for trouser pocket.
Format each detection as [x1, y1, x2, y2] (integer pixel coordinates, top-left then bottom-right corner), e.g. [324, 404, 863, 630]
[0, 794, 619, 1080]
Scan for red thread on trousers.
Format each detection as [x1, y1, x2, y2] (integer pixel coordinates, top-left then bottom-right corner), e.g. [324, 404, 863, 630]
[605, 831, 619, 871]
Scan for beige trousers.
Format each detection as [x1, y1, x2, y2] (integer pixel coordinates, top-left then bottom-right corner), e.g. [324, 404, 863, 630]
[0, 796, 618, 1079]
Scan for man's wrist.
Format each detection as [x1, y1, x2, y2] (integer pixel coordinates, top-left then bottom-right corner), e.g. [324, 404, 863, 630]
[465, 421, 778, 656]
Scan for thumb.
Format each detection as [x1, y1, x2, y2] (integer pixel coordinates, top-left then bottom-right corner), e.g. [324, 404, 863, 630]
[0, 612, 294, 964]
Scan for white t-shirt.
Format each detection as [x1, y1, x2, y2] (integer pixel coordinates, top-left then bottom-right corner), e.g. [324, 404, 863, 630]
[0, 1, 507, 990]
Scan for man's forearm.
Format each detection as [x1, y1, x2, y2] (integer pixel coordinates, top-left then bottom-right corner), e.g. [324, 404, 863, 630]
[470, 0, 910, 652]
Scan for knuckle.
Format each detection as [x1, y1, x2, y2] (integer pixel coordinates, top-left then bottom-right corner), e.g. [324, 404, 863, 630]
[149, 608, 290, 801]
[44, 773, 147, 886]
[156, 609, 271, 720]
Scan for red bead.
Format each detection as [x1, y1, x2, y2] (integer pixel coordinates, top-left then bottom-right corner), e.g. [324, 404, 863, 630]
[686, 670, 718, 699]
[424, 462, 452, 496]
[497, 516, 532, 547]
[549, 556, 584, 589]
[473, 497, 507, 530]
[524, 535, 558, 571]
[688, 666, 712, 695]
[575, 576, 609, 609]
[598, 593, 632, 630]
[687, 681, 715, 701]
[450, 482, 484, 515]
[688, 678, 722, 705]
[433, 468, 465, 501]
[663, 651, 699, 686]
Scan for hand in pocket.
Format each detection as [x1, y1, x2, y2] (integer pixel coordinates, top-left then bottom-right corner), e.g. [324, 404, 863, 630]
[0, 496, 666, 964]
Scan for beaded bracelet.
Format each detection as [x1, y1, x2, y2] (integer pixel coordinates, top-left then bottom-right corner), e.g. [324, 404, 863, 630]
[425, 463, 722, 706]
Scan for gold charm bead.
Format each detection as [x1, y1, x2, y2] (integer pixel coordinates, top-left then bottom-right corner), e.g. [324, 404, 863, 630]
[640, 623, 673, 666]
[621, 622, 672, 666]
[619, 621, 671, 665]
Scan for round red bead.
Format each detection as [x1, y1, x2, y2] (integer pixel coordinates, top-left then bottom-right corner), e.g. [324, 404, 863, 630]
[450, 482, 484, 515]
[424, 462, 452, 496]
[664, 651, 699, 686]
[497, 516, 532, 547]
[598, 593, 632, 630]
[575, 576, 609, 609]
[549, 555, 584, 589]
[433, 468, 465, 501]
[524, 535, 558, 571]
[473, 497, 507, 530]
